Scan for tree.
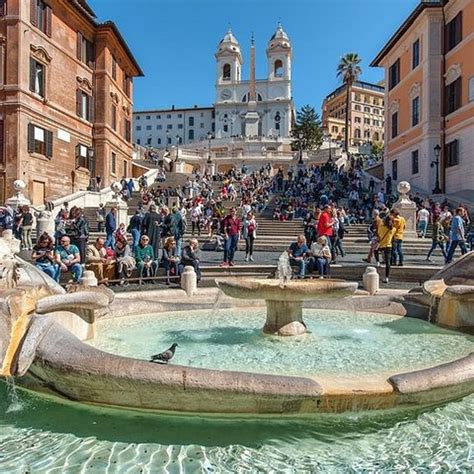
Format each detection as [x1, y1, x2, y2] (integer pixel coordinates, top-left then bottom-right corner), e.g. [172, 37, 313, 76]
[291, 105, 323, 151]
[371, 141, 384, 159]
[336, 53, 362, 153]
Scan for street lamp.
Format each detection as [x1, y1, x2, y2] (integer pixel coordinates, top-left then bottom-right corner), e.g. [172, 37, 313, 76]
[431, 144, 442, 194]
[298, 132, 304, 165]
[175, 135, 181, 161]
[207, 132, 213, 164]
[165, 130, 170, 151]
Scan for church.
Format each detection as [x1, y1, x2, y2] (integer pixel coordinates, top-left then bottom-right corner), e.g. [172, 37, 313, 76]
[133, 24, 294, 148]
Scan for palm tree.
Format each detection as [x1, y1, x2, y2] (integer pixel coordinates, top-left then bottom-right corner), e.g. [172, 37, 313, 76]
[337, 53, 362, 153]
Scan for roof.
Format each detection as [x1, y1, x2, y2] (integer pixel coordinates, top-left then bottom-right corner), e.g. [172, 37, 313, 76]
[97, 21, 144, 77]
[134, 106, 214, 115]
[324, 80, 384, 102]
[370, 0, 446, 67]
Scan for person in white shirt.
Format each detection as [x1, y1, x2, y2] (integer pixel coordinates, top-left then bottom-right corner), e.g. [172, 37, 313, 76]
[439, 205, 452, 224]
[417, 207, 430, 238]
[308, 236, 331, 278]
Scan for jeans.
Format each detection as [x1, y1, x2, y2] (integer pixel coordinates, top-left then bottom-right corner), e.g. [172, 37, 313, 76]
[224, 234, 239, 263]
[245, 235, 255, 256]
[445, 240, 467, 264]
[21, 225, 33, 250]
[289, 257, 306, 277]
[137, 260, 158, 279]
[380, 247, 391, 279]
[175, 237, 183, 258]
[131, 228, 140, 249]
[309, 257, 329, 276]
[426, 241, 447, 260]
[105, 231, 115, 250]
[162, 259, 180, 283]
[97, 221, 104, 233]
[391, 239, 404, 265]
[334, 238, 344, 258]
[60, 262, 82, 282]
[191, 221, 201, 235]
[418, 221, 428, 237]
[36, 262, 59, 281]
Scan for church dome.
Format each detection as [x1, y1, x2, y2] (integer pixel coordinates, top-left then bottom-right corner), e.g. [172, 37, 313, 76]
[268, 23, 291, 50]
[217, 28, 241, 57]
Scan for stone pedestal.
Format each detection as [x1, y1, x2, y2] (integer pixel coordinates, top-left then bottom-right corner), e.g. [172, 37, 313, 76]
[80, 270, 98, 287]
[105, 199, 128, 226]
[36, 213, 55, 239]
[244, 107, 260, 137]
[263, 300, 307, 336]
[392, 181, 417, 237]
[5, 180, 30, 209]
[174, 160, 186, 173]
[181, 265, 197, 297]
[363, 267, 379, 295]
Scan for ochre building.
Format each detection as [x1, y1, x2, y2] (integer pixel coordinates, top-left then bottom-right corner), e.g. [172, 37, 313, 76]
[321, 80, 385, 147]
[0, 0, 143, 204]
[371, 0, 473, 195]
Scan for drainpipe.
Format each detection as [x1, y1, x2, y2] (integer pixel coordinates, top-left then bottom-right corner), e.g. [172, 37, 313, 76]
[440, 3, 447, 193]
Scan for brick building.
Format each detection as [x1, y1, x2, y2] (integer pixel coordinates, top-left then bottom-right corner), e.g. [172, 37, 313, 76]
[0, 0, 143, 204]
[321, 80, 385, 147]
[371, 0, 473, 195]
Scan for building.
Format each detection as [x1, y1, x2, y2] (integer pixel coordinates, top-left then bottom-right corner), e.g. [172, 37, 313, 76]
[134, 106, 214, 148]
[0, 0, 143, 204]
[321, 80, 385, 147]
[133, 24, 294, 150]
[371, 0, 473, 195]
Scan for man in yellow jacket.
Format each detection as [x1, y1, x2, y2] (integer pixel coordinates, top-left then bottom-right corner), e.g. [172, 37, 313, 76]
[390, 209, 406, 266]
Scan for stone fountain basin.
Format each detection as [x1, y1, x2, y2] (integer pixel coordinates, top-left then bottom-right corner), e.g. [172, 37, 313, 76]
[216, 278, 358, 301]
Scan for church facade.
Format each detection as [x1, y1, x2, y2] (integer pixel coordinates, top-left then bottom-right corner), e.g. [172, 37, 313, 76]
[133, 24, 294, 148]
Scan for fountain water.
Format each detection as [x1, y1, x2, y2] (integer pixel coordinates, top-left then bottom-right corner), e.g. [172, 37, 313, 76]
[276, 251, 293, 287]
[5, 376, 23, 413]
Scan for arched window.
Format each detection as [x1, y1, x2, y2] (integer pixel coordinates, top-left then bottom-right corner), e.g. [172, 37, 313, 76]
[275, 112, 281, 130]
[331, 126, 338, 133]
[241, 93, 264, 102]
[373, 132, 380, 141]
[274, 59, 284, 78]
[355, 129, 361, 139]
[223, 64, 231, 80]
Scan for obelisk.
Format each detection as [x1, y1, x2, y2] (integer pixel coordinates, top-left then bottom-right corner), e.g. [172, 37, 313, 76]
[244, 34, 260, 137]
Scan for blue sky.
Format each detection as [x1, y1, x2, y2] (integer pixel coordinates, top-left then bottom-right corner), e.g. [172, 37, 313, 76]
[89, 0, 420, 113]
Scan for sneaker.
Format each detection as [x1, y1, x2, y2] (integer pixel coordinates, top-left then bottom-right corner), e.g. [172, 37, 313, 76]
[229, 262, 235, 267]
[220, 261, 228, 268]
[245, 255, 249, 262]
[250, 256, 254, 262]
[383, 277, 389, 284]
[426, 258, 433, 262]
[362, 258, 370, 263]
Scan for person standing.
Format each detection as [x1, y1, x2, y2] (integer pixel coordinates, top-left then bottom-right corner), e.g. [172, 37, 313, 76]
[377, 214, 396, 284]
[105, 207, 117, 249]
[96, 203, 106, 233]
[317, 204, 334, 260]
[426, 215, 448, 262]
[417, 206, 430, 238]
[445, 208, 468, 264]
[242, 211, 257, 262]
[127, 210, 143, 250]
[220, 207, 241, 268]
[390, 209, 406, 266]
[170, 207, 186, 257]
[141, 204, 162, 260]
[20, 205, 34, 251]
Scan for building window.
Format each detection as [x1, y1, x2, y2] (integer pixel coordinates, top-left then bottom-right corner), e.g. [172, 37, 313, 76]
[27, 123, 53, 157]
[469, 77, 474, 102]
[331, 126, 338, 133]
[30, 0, 52, 37]
[166, 124, 172, 130]
[146, 116, 150, 120]
[446, 12, 462, 52]
[136, 138, 140, 145]
[412, 96, 420, 126]
[364, 118, 370, 125]
[445, 77, 462, 114]
[111, 55, 117, 80]
[389, 59, 400, 90]
[200, 112, 204, 118]
[373, 132, 380, 141]
[156, 115, 161, 119]
[411, 150, 419, 174]
[188, 129, 194, 140]
[373, 108, 379, 115]
[364, 106, 370, 113]
[354, 105, 361, 111]
[178, 124, 183, 129]
[364, 130, 370, 139]
[146, 125, 151, 131]
[200, 123, 204, 128]
[111, 104, 117, 131]
[75, 144, 92, 169]
[412, 39, 420, 69]
[157, 138, 161, 144]
[0, 0, 6, 16]
[125, 119, 131, 142]
[156, 125, 162, 130]
[274, 59, 284, 77]
[354, 117, 361, 123]
[355, 129, 361, 139]
[223, 63, 231, 80]
[223, 124, 228, 132]
[136, 126, 141, 131]
[211, 122, 215, 132]
[166, 114, 171, 119]
[111, 152, 116, 174]
[29, 58, 45, 97]
[136, 116, 140, 120]
[177, 113, 183, 118]
[391, 112, 398, 139]
[354, 94, 361, 102]
[123, 75, 130, 97]
[189, 116, 194, 126]
[167, 137, 171, 145]
[76, 32, 94, 69]
[445, 139, 459, 167]
[76, 90, 93, 122]
[373, 120, 379, 126]
[392, 160, 398, 180]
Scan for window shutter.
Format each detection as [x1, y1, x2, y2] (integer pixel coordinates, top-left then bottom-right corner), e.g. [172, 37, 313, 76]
[0, 119, 4, 164]
[30, 0, 37, 26]
[45, 129, 53, 157]
[45, 5, 52, 37]
[76, 89, 82, 117]
[87, 42, 95, 69]
[88, 94, 94, 122]
[76, 32, 82, 61]
[27, 123, 35, 153]
[29, 57, 36, 93]
[457, 12, 463, 45]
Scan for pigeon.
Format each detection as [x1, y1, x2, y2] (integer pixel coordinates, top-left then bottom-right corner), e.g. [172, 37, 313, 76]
[149, 343, 179, 364]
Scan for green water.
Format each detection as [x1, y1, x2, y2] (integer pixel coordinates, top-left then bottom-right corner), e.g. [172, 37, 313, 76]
[1, 309, 473, 472]
[88, 308, 474, 376]
[0, 383, 473, 472]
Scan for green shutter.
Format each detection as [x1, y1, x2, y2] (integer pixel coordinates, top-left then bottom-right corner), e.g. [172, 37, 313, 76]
[27, 123, 35, 153]
[30, 0, 37, 26]
[45, 129, 53, 158]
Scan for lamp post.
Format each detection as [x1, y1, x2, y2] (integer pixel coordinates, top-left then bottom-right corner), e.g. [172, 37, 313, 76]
[298, 132, 304, 165]
[165, 130, 170, 151]
[207, 132, 213, 164]
[431, 144, 442, 194]
[175, 135, 181, 162]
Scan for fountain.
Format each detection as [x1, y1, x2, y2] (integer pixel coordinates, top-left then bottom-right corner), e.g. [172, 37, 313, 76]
[216, 252, 358, 336]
